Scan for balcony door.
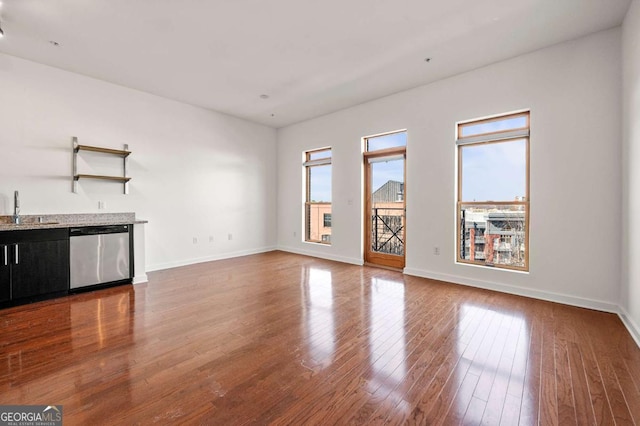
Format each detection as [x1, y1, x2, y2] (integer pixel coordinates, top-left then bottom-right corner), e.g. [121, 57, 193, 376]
[364, 132, 406, 269]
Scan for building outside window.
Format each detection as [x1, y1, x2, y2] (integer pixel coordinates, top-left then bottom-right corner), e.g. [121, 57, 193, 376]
[304, 148, 332, 244]
[457, 111, 530, 271]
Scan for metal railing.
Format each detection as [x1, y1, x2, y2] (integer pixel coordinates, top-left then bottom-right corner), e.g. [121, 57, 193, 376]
[371, 207, 404, 255]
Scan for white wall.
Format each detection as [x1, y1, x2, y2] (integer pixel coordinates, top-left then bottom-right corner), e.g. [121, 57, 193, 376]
[622, 0, 640, 342]
[278, 28, 622, 311]
[0, 53, 277, 272]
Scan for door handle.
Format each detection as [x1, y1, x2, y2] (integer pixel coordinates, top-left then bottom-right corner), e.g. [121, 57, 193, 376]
[14, 244, 19, 265]
[2, 246, 7, 266]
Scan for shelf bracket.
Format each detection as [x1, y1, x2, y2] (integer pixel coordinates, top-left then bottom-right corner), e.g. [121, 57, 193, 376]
[72, 137, 78, 194]
[123, 143, 129, 195]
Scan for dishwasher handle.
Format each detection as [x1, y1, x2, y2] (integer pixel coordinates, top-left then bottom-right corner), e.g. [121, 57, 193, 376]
[70, 225, 129, 236]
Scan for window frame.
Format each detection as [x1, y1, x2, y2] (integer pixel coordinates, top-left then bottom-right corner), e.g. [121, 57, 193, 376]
[458, 111, 529, 141]
[456, 111, 530, 272]
[304, 148, 332, 245]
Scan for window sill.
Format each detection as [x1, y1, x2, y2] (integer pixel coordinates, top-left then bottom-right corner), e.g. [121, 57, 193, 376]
[456, 260, 529, 275]
[303, 240, 332, 247]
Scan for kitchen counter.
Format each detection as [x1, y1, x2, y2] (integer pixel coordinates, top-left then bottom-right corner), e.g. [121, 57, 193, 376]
[0, 212, 148, 231]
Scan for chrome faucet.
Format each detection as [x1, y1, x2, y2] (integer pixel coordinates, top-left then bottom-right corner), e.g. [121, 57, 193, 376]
[13, 190, 20, 224]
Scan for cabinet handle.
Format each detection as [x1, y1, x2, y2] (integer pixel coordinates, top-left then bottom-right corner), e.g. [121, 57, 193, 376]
[2, 246, 6, 266]
[14, 244, 19, 265]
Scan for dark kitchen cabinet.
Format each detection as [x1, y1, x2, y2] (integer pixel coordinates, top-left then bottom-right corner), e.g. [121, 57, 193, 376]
[0, 229, 69, 304]
[12, 239, 69, 299]
[0, 245, 10, 303]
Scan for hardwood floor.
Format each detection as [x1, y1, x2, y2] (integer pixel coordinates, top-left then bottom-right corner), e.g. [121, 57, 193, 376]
[1, 251, 640, 425]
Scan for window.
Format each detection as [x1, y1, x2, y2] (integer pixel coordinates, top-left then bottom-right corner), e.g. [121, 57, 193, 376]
[457, 111, 529, 271]
[366, 132, 407, 152]
[304, 148, 332, 244]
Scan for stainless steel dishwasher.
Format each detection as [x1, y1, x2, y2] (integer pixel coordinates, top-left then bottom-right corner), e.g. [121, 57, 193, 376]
[69, 225, 133, 290]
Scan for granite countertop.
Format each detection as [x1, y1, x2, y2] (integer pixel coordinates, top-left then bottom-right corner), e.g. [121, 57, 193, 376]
[0, 212, 147, 231]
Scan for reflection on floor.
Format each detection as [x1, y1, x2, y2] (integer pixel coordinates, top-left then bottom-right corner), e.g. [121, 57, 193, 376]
[1, 251, 639, 424]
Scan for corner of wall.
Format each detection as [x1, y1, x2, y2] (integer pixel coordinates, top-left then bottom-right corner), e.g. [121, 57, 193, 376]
[621, 0, 640, 344]
[619, 306, 640, 348]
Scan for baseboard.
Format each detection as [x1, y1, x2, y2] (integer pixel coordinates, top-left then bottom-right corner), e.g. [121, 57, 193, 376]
[277, 245, 363, 266]
[146, 246, 277, 272]
[403, 267, 619, 314]
[618, 306, 640, 349]
[132, 274, 148, 284]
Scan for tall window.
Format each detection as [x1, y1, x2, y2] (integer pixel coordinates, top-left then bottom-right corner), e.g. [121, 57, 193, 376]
[304, 148, 332, 244]
[457, 111, 530, 271]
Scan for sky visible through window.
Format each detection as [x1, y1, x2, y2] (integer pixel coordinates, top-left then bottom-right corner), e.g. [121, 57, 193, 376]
[367, 132, 407, 152]
[460, 115, 527, 138]
[372, 160, 404, 193]
[309, 165, 331, 202]
[461, 139, 526, 202]
[369, 132, 406, 193]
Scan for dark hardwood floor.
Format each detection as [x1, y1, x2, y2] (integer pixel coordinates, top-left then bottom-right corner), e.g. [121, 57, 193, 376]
[1, 251, 640, 425]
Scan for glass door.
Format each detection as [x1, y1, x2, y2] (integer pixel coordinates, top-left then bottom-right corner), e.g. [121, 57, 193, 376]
[364, 153, 406, 269]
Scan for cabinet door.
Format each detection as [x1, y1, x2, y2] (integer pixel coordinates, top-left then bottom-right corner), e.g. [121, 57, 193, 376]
[0, 245, 10, 303]
[11, 240, 70, 299]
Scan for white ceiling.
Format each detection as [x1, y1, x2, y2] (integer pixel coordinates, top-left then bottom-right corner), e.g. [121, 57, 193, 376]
[0, 0, 632, 128]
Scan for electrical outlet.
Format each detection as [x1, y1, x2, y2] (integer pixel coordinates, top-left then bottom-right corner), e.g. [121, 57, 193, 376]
[98, 201, 106, 209]
[209, 236, 214, 243]
[434, 247, 440, 256]
[293, 231, 297, 237]
[228, 233, 233, 241]
[193, 237, 198, 244]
